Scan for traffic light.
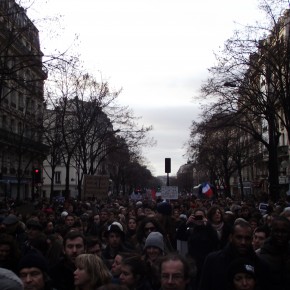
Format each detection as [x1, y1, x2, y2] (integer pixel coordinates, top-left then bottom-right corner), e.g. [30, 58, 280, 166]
[33, 168, 42, 183]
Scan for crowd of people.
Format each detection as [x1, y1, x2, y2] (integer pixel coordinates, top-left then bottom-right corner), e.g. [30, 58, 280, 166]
[0, 194, 289, 290]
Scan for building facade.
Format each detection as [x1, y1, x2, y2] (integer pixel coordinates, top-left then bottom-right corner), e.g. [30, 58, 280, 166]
[0, 1, 47, 200]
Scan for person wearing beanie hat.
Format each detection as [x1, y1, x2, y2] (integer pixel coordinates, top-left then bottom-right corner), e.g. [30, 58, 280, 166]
[0, 267, 23, 290]
[156, 202, 172, 216]
[18, 251, 54, 290]
[144, 231, 165, 264]
[102, 221, 130, 269]
[227, 258, 256, 290]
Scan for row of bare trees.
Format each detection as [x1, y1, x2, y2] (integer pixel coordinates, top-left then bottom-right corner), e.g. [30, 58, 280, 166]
[43, 56, 157, 200]
[187, 0, 290, 202]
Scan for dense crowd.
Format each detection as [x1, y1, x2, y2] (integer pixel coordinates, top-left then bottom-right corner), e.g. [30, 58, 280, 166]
[0, 194, 290, 290]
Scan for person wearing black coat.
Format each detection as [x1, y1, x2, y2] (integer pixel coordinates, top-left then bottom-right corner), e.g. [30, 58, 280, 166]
[198, 219, 271, 290]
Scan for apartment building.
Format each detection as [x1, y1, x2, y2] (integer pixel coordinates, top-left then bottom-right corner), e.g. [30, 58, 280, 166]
[0, 1, 47, 200]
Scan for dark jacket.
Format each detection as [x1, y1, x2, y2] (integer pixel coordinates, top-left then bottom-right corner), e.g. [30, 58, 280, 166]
[198, 243, 271, 290]
[49, 257, 75, 290]
[258, 238, 290, 290]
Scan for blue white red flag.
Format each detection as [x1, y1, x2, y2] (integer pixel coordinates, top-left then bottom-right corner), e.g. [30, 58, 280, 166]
[201, 183, 213, 198]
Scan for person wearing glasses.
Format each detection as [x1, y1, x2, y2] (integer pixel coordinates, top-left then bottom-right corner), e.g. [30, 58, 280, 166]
[134, 217, 170, 253]
[159, 253, 194, 290]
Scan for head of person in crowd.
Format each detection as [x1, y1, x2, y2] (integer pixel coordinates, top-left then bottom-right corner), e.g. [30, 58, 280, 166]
[86, 236, 102, 257]
[105, 222, 125, 250]
[119, 255, 146, 290]
[2, 214, 20, 235]
[18, 251, 53, 290]
[159, 253, 192, 290]
[239, 205, 252, 221]
[0, 267, 23, 290]
[156, 201, 172, 219]
[248, 218, 259, 232]
[135, 217, 164, 245]
[144, 231, 165, 264]
[268, 215, 290, 248]
[252, 225, 270, 251]
[43, 221, 54, 235]
[229, 219, 253, 256]
[111, 252, 132, 281]
[127, 217, 137, 234]
[0, 233, 21, 272]
[227, 258, 257, 290]
[187, 208, 207, 226]
[26, 219, 43, 241]
[64, 214, 76, 228]
[207, 205, 224, 225]
[63, 231, 86, 264]
[100, 208, 110, 225]
[173, 208, 180, 221]
[93, 213, 101, 225]
[74, 254, 112, 290]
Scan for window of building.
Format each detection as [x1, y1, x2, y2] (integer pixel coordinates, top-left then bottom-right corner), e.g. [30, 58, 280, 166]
[55, 171, 61, 184]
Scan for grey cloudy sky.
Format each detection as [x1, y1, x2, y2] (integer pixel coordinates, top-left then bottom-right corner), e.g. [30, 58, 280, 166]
[28, 0, 262, 176]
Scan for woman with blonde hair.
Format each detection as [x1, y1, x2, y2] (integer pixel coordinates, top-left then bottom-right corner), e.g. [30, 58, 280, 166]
[74, 254, 112, 290]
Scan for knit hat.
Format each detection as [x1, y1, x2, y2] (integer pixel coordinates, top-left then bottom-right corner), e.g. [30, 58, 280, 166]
[156, 202, 172, 216]
[0, 267, 23, 290]
[144, 231, 164, 252]
[18, 252, 49, 274]
[228, 258, 255, 282]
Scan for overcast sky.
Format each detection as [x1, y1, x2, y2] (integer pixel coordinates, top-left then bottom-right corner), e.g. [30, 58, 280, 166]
[28, 0, 262, 176]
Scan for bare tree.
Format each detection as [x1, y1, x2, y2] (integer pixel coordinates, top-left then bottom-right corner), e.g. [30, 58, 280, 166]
[195, 0, 290, 201]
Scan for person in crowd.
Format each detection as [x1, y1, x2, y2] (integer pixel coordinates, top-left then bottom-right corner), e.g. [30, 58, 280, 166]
[124, 217, 137, 249]
[18, 250, 54, 290]
[0, 267, 24, 290]
[207, 205, 231, 249]
[74, 253, 112, 290]
[64, 214, 76, 229]
[0, 233, 21, 272]
[102, 222, 130, 269]
[119, 255, 153, 290]
[185, 208, 219, 286]
[198, 219, 270, 290]
[143, 231, 165, 290]
[23, 219, 48, 256]
[252, 225, 270, 252]
[45, 233, 64, 268]
[86, 213, 101, 236]
[257, 215, 290, 290]
[227, 258, 258, 290]
[1, 214, 26, 250]
[159, 253, 194, 290]
[134, 217, 167, 253]
[100, 208, 110, 228]
[111, 252, 132, 284]
[86, 236, 102, 257]
[155, 201, 176, 250]
[50, 231, 86, 290]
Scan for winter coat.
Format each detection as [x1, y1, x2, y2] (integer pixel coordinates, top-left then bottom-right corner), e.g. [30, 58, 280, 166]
[257, 238, 290, 290]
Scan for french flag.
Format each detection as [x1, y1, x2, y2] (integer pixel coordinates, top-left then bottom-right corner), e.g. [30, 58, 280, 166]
[202, 183, 213, 198]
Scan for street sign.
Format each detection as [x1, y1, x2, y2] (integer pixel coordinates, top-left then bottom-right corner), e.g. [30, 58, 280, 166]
[161, 186, 178, 200]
